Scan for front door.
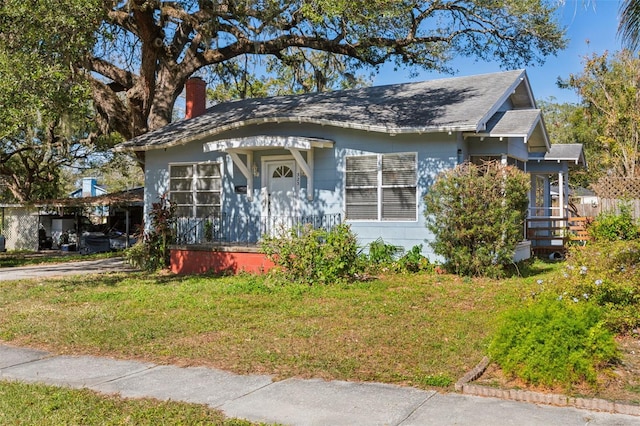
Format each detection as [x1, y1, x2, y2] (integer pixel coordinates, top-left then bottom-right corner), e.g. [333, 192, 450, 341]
[264, 160, 297, 234]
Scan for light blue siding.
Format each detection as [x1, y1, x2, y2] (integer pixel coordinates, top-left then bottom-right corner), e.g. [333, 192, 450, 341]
[144, 123, 473, 260]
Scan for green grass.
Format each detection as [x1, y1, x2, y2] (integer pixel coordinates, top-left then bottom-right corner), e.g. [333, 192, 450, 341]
[0, 381, 255, 425]
[0, 264, 556, 389]
[0, 251, 119, 268]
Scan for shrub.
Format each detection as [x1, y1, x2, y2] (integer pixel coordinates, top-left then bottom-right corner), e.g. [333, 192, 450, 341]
[589, 203, 639, 241]
[393, 245, 433, 273]
[125, 194, 175, 271]
[556, 240, 640, 334]
[489, 297, 619, 390]
[260, 223, 361, 285]
[361, 240, 433, 274]
[424, 161, 529, 277]
[367, 238, 401, 266]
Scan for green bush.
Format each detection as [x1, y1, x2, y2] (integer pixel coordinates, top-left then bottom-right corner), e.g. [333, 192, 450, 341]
[557, 241, 640, 333]
[489, 297, 619, 390]
[589, 203, 639, 241]
[125, 194, 175, 271]
[393, 245, 433, 273]
[366, 238, 401, 267]
[424, 161, 530, 277]
[362, 240, 433, 274]
[260, 223, 361, 285]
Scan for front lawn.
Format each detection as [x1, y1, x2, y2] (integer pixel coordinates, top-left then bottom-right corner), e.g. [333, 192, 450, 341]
[1, 256, 638, 405]
[0, 267, 553, 389]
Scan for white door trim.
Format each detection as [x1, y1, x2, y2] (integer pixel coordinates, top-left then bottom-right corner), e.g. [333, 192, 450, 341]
[261, 157, 300, 219]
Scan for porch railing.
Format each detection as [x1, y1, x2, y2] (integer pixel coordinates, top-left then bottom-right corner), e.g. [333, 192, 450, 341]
[528, 206, 565, 218]
[173, 213, 342, 245]
[526, 216, 591, 256]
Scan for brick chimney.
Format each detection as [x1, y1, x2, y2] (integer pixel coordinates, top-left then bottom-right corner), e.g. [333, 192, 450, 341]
[185, 77, 206, 119]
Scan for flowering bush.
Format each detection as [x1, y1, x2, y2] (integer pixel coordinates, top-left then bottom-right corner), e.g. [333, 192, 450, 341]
[554, 241, 640, 334]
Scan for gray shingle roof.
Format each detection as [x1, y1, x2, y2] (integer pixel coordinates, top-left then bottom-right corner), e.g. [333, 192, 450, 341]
[484, 110, 541, 137]
[116, 69, 528, 152]
[545, 143, 586, 165]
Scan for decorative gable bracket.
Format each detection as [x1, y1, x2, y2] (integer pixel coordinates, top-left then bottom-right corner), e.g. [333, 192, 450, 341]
[203, 136, 334, 201]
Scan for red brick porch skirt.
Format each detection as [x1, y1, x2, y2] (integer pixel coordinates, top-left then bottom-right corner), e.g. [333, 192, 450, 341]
[170, 245, 275, 275]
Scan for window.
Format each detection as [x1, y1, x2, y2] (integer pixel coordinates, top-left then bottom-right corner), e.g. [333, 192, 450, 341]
[470, 155, 525, 171]
[169, 162, 222, 217]
[272, 165, 293, 178]
[470, 155, 502, 166]
[345, 153, 417, 221]
[507, 157, 525, 171]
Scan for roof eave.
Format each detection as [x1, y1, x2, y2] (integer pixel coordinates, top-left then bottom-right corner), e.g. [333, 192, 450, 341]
[116, 117, 477, 152]
[475, 69, 528, 132]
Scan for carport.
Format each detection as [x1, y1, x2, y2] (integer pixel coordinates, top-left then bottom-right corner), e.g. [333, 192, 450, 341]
[1, 188, 143, 252]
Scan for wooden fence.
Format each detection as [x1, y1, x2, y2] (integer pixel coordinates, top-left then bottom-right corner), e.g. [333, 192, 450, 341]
[573, 176, 640, 219]
[572, 199, 640, 219]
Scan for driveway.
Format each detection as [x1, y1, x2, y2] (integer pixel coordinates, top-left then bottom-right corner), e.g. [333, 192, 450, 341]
[0, 257, 139, 281]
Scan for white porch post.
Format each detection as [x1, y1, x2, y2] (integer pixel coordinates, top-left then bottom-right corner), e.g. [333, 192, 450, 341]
[557, 171, 564, 218]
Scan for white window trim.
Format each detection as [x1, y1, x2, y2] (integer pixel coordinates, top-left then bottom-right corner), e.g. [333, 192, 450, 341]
[345, 152, 418, 222]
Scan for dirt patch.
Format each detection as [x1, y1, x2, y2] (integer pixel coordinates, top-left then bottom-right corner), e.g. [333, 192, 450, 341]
[474, 336, 640, 406]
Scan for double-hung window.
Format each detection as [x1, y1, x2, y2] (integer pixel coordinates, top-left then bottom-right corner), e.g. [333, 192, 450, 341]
[169, 162, 222, 217]
[345, 152, 417, 221]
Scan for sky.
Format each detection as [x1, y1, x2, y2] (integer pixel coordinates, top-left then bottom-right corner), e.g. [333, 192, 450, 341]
[373, 0, 623, 104]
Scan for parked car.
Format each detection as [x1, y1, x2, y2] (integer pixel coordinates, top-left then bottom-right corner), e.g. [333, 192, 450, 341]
[80, 230, 137, 254]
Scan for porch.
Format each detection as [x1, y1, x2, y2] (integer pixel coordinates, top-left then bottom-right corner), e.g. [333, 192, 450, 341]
[526, 143, 589, 258]
[169, 213, 342, 275]
[526, 216, 591, 258]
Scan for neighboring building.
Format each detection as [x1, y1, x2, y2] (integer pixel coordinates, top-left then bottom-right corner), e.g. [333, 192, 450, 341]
[0, 187, 143, 252]
[69, 177, 109, 223]
[0, 204, 39, 251]
[115, 70, 586, 273]
[69, 177, 108, 198]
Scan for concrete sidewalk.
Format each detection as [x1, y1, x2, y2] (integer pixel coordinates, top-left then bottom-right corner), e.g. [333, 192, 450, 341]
[0, 257, 137, 281]
[1, 344, 638, 425]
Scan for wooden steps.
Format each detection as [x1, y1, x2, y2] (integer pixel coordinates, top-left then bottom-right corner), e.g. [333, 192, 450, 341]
[526, 216, 592, 257]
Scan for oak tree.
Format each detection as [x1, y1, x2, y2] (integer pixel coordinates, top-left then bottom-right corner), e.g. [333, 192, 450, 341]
[0, 0, 106, 201]
[2, 0, 567, 201]
[87, 0, 567, 140]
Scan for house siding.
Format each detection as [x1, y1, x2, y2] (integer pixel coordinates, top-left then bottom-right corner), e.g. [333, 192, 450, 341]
[526, 160, 570, 175]
[144, 123, 457, 259]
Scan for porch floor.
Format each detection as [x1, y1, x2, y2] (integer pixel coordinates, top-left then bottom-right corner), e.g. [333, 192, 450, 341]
[170, 242, 261, 253]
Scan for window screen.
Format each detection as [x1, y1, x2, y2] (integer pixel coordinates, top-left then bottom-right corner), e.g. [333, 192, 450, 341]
[345, 153, 417, 221]
[346, 155, 378, 220]
[169, 162, 222, 217]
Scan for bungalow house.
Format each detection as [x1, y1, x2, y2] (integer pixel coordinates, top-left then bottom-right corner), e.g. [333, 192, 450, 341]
[115, 70, 585, 274]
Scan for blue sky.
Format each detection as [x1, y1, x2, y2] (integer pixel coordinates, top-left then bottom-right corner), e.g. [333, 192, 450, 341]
[373, 1, 623, 104]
